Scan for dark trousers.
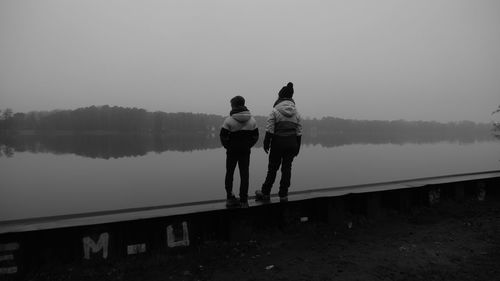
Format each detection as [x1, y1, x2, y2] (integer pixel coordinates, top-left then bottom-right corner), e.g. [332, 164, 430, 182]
[225, 150, 250, 202]
[261, 145, 296, 197]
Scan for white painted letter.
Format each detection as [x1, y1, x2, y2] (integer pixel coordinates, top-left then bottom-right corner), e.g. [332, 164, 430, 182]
[167, 222, 190, 248]
[477, 182, 487, 201]
[477, 188, 486, 201]
[0, 242, 19, 275]
[83, 233, 109, 259]
[127, 243, 146, 255]
[429, 188, 440, 205]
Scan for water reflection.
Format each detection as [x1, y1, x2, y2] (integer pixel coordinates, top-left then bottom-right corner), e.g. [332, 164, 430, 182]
[0, 132, 493, 159]
[1, 133, 498, 221]
[307, 132, 492, 147]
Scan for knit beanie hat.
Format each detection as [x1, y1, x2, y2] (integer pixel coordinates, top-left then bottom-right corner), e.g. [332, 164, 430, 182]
[278, 82, 294, 99]
[230, 95, 245, 108]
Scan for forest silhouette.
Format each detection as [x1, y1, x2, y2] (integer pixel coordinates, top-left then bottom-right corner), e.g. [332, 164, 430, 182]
[0, 105, 493, 159]
[0, 105, 491, 134]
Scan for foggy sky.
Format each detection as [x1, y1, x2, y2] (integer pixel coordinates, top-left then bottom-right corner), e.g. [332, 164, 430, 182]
[1, 0, 499, 122]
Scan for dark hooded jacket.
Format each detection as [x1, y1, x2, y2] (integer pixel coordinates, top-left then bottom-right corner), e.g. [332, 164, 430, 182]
[220, 106, 259, 152]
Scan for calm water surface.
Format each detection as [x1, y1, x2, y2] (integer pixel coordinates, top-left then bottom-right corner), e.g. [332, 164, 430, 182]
[0, 136, 499, 221]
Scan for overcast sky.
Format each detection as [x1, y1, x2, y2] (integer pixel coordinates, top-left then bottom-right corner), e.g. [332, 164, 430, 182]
[1, 0, 499, 122]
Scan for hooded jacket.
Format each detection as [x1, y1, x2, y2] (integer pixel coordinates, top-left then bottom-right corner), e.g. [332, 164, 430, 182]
[264, 100, 302, 152]
[220, 107, 259, 152]
[266, 100, 302, 137]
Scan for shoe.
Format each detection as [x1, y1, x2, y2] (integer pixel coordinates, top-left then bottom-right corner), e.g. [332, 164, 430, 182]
[255, 190, 271, 203]
[240, 201, 249, 208]
[279, 196, 288, 203]
[226, 195, 241, 208]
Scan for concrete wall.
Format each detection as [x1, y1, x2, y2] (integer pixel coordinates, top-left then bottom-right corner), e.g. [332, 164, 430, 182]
[0, 176, 498, 279]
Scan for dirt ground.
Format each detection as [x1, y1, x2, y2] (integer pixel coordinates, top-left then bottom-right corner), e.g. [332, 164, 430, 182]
[25, 199, 500, 281]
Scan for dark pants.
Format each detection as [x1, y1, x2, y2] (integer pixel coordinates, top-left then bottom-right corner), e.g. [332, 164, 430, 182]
[225, 150, 250, 202]
[261, 145, 296, 197]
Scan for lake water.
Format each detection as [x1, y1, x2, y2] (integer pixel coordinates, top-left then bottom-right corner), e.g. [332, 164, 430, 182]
[0, 134, 499, 221]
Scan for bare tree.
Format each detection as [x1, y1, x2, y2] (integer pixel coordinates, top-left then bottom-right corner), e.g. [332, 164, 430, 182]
[493, 105, 500, 139]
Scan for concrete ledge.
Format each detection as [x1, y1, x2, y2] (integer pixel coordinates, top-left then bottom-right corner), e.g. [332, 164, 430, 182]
[0, 170, 499, 277]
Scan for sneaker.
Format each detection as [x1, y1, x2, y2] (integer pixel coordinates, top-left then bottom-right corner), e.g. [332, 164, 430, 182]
[279, 196, 288, 203]
[255, 190, 271, 203]
[240, 201, 249, 208]
[226, 195, 241, 208]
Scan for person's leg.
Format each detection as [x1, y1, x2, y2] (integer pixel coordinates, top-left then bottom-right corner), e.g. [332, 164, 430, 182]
[261, 147, 282, 195]
[278, 148, 295, 198]
[225, 151, 238, 198]
[238, 150, 250, 203]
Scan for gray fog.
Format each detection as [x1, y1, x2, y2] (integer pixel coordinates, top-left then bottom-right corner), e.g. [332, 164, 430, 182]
[1, 0, 499, 122]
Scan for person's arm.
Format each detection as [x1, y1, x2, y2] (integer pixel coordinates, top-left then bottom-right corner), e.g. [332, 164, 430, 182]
[263, 131, 273, 154]
[220, 120, 231, 149]
[264, 111, 276, 153]
[250, 128, 259, 148]
[265, 110, 276, 135]
[295, 135, 301, 156]
[295, 113, 302, 156]
[296, 113, 303, 136]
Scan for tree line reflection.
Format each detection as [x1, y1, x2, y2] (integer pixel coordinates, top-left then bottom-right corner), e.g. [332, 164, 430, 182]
[0, 132, 493, 159]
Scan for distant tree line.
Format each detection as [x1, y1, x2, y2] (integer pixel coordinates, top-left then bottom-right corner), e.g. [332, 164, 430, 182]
[0, 105, 493, 136]
[301, 117, 491, 137]
[0, 106, 223, 134]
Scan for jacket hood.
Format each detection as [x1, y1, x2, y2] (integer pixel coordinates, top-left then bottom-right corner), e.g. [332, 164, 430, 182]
[274, 100, 297, 117]
[231, 110, 252, 123]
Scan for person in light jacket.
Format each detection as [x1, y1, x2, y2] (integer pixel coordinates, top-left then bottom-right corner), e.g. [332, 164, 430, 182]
[255, 82, 302, 203]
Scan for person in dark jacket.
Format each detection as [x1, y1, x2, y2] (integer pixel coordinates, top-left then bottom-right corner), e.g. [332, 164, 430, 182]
[220, 96, 259, 208]
[255, 82, 302, 203]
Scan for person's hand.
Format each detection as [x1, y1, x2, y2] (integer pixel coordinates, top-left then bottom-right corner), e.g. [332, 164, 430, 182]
[263, 144, 270, 154]
[263, 132, 272, 154]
